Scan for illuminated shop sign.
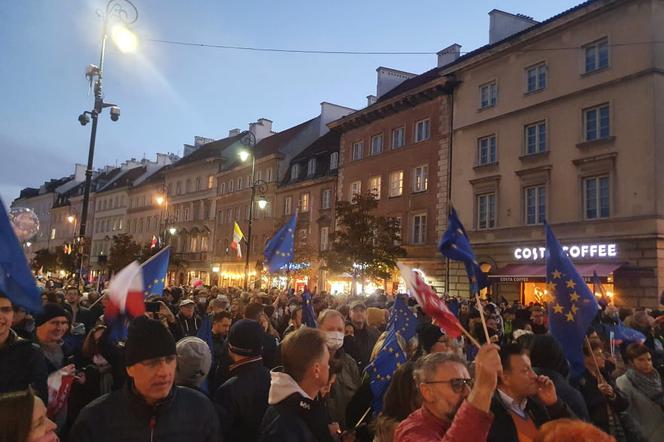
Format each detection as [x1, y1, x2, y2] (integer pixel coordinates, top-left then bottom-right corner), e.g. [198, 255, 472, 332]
[514, 243, 617, 261]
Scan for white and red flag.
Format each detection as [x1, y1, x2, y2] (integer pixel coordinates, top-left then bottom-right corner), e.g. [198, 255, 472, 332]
[397, 262, 463, 339]
[105, 261, 145, 321]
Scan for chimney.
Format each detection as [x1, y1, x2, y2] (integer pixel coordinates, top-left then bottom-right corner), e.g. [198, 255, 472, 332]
[489, 9, 538, 44]
[376, 67, 417, 98]
[228, 128, 241, 137]
[249, 118, 274, 143]
[367, 95, 377, 106]
[319, 102, 355, 136]
[74, 163, 86, 182]
[437, 44, 462, 67]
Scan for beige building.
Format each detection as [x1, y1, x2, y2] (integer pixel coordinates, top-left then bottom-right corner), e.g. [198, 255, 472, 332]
[446, 0, 664, 306]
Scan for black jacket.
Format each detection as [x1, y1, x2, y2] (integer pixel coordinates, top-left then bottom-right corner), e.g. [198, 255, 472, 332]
[0, 330, 48, 402]
[487, 392, 573, 442]
[574, 370, 629, 436]
[69, 384, 220, 442]
[258, 372, 333, 442]
[344, 325, 380, 371]
[174, 313, 202, 340]
[214, 357, 270, 442]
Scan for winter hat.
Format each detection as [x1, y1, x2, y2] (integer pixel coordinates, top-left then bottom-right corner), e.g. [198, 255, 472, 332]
[35, 303, 69, 327]
[175, 337, 212, 388]
[228, 319, 263, 357]
[125, 316, 176, 366]
[417, 322, 444, 354]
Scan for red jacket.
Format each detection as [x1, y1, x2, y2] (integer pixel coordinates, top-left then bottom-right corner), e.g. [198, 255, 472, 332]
[394, 400, 494, 442]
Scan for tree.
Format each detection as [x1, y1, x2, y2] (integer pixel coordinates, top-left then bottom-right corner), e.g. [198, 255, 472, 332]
[323, 192, 406, 294]
[56, 245, 77, 274]
[32, 248, 58, 272]
[107, 234, 142, 274]
[288, 241, 317, 281]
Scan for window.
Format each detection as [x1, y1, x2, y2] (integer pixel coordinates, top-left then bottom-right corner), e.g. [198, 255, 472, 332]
[350, 181, 362, 198]
[389, 171, 404, 197]
[413, 165, 428, 192]
[256, 171, 262, 182]
[299, 228, 309, 245]
[183, 207, 190, 221]
[352, 142, 363, 161]
[176, 181, 182, 195]
[207, 175, 214, 189]
[479, 82, 497, 108]
[525, 185, 546, 225]
[291, 164, 300, 181]
[320, 227, 329, 251]
[369, 176, 381, 199]
[186, 179, 192, 193]
[584, 176, 610, 219]
[195, 177, 201, 192]
[393, 216, 402, 245]
[392, 127, 405, 149]
[245, 205, 250, 221]
[167, 183, 173, 196]
[235, 207, 240, 220]
[300, 193, 310, 212]
[330, 152, 338, 170]
[370, 134, 383, 155]
[477, 193, 496, 230]
[228, 179, 234, 192]
[219, 209, 225, 224]
[584, 38, 609, 73]
[477, 135, 497, 165]
[201, 236, 209, 252]
[227, 208, 233, 222]
[321, 189, 332, 209]
[50, 228, 56, 240]
[412, 214, 427, 244]
[526, 63, 547, 92]
[284, 196, 292, 215]
[415, 119, 430, 143]
[220, 182, 226, 195]
[266, 168, 273, 182]
[307, 158, 316, 176]
[584, 104, 610, 141]
[237, 177, 243, 191]
[525, 121, 547, 155]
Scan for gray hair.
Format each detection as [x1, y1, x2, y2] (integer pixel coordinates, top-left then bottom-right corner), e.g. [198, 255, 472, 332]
[317, 309, 344, 326]
[413, 352, 467, 385]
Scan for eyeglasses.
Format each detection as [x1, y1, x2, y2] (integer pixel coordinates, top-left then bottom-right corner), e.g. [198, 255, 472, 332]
[423, 378, 474, 393]
[139, 355, 176, 368]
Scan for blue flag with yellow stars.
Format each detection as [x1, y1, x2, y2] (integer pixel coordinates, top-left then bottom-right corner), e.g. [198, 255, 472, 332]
[439, 207, 488, 295]
[141, 246, 170, 297]
[301, 288, 318, 328]
[0, 200, 42, 313]
[545, 223, 599, 379]
[387, 295, 417, 341]
[365, 329, 408, 413]
[264, 213, 297, 273]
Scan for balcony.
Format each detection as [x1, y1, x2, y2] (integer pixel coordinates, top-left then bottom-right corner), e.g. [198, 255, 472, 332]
[174, 251, 209, 264]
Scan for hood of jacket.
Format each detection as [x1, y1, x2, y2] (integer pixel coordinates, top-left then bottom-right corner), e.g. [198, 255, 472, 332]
[268, 371, 313, 405]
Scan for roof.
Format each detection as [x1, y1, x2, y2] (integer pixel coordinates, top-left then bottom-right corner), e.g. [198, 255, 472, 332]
[281, 131, 340, 186]
[377, 66, 444, 102]
[292, 131, 339, 161]
[172, 132, 245, 168]
[98, 166, 147, 193]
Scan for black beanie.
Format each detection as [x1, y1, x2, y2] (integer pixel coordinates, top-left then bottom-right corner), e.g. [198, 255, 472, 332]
[228, 319, 263, 357]
[35, 303, 69, 327]
[125, 316, 176, 366]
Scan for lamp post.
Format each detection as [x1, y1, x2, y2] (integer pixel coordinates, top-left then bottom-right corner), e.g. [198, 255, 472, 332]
[77, 0, 138, 283]
[238, 132, 268, 290]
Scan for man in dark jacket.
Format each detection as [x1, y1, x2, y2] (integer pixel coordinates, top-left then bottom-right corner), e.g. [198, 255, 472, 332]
[214, 319, 271, 441]
[487, 343, 573, 442]
[69, 316, 220, 442]
[344, 301, 380, 371]
[258, 327, 333, 442]
[0, 293, 48, 402]
[174, 299, 202, 340]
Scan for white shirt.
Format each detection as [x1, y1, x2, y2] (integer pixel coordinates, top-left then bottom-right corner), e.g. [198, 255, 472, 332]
[498, 389, 528, 419]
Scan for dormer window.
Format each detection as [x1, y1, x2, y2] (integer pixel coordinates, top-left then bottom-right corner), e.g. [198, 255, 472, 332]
[291, 164, 300, 181]
[330, 152, 339, 170]
[307, 158, 316, 176]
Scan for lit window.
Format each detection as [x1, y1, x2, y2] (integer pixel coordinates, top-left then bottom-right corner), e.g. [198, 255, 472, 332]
[207, 175, 214, 189]
[320, 227, 329, 251]
[389, 171, 404, 197]
[350, 181, 362, 198]
[300, 193, 310, 212]
[369, 176, 381, 199]
[284, 196, 292, 215]
[413, 165, 428, 192]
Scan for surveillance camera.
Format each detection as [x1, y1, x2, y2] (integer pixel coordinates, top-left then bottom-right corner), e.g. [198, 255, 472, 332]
[110, 106, 120, 122]
[78, 113, 90, 126]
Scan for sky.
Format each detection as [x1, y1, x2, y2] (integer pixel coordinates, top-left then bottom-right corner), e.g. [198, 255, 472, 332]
[0, 0, 582, 207]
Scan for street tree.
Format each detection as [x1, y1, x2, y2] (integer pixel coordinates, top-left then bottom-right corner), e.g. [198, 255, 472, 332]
[323, 192, 406, 294]
[32, 248, 58, 272]
[107, 234, 142, 274]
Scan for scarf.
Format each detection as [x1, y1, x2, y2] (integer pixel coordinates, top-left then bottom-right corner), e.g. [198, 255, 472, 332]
[626, 367, 664, 406]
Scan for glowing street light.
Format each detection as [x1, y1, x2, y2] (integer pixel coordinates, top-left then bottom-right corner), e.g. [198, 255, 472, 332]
[111, 24, 138, 53]
[257, 196, 268, 210]
[168, 227, 177, 235]
[155, 195, 165, 206]
[238, 150, 250, 162]
[67, 215, 76, 224]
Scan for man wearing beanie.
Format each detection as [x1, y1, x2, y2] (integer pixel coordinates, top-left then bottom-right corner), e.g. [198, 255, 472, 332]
[69, 316, 220, 442]
[214, 319, 271, 442]
[34, 303, 75, 375]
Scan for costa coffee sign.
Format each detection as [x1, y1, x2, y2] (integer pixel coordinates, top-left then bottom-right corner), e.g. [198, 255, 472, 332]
[514, 243, 617, 261]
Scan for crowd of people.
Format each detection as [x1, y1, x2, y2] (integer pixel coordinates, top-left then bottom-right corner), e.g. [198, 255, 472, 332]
[2, 280, 664, 442]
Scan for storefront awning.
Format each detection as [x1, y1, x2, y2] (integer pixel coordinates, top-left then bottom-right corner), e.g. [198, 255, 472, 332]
[489, 262, 623, 283]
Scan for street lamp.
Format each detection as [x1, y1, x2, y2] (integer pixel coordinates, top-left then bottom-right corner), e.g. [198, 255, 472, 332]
[168, 227, 177, 236]
[237, 131, 269, 290]
[77, 0, 138, 284]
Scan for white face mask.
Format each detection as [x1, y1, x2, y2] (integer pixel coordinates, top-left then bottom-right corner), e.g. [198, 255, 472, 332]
[325, 330, 345, 351]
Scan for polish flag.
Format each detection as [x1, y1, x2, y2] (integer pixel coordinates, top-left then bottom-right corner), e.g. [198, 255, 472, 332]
[397, 262, 463, 339]
[105, 261, 145, 320]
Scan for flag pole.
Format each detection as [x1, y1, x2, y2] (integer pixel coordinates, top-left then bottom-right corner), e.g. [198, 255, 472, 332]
[475, 293, 491, 344]
[585, 336, 606, 384]
[432, 319, 481, 349]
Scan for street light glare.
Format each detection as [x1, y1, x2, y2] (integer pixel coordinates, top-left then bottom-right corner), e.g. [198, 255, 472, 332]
[111, 24, 138, 53]
[168, 227, 177, 235]
[67, 215, 75, 224]
[257, 198, 268, 210]
[238, 150, 250, 162]
[156, 196, 165, 206]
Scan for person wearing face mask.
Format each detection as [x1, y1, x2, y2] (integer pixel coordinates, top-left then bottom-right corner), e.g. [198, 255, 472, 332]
[318, 309, 361, 431]
[0, 388, 59, 442]
[214, 319, 271, 442]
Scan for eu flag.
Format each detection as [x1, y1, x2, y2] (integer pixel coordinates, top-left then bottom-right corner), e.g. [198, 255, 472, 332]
[264, 214, 297, 273]
[0, 200, 42, 313]
[141, 246, 170, 297]
[387, 295, 417, 341]
[365, 329, 407, 413]
[546, 224, 599, 379]
[439, 207, 488, 295]
[592, 271, 611, 309]
[301, 288, 318, 328]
